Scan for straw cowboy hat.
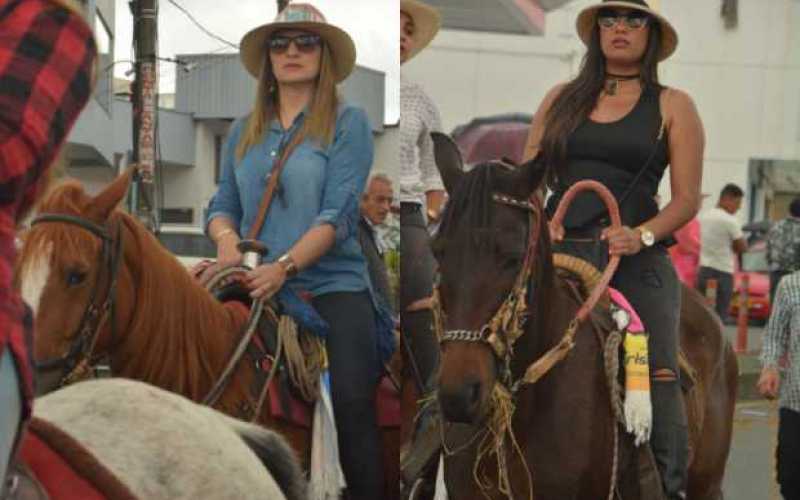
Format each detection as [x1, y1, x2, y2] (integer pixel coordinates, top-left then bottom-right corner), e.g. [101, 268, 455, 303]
[401, 0, 441, 61]
[576, 0, 678, 61]
[239, 3, 356, 82]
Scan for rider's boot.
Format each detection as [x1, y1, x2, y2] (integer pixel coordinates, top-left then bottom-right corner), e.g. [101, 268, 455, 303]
[650, 370, 689, 500]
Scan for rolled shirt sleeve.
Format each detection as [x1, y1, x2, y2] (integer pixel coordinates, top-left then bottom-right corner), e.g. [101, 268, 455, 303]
[205, 119, 245, 233]
[312, 107, 374, 243]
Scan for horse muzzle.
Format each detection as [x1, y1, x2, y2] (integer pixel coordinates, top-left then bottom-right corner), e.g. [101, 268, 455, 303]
[438, 375, 488, 424]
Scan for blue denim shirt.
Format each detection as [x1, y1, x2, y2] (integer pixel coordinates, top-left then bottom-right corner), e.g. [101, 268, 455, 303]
[206, 103, 374, 297]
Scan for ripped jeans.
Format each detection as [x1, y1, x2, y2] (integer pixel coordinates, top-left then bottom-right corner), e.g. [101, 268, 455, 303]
[555, 234, 688, 498]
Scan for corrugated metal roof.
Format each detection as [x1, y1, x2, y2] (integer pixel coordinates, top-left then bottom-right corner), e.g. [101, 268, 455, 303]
[174, 53, 385, 132]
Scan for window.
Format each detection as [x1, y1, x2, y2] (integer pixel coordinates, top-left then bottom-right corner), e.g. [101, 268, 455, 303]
[94, 12, 113, 113]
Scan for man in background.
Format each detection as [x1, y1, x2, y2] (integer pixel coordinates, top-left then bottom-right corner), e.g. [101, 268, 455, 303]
[359, 174, 395, 314]
[697, 184, 748, 323]
[758, 270, 800, 500]
[767, 197, 800, 301]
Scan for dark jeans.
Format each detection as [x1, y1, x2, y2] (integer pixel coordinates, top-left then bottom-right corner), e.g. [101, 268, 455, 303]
[771, 270, 792, 303]
[778, 407, 800, 500]
[400, 202, 439, 389]
[313, 291, 383, 500]
[556, 236, 687, 498]
[697, 266, 734, 324]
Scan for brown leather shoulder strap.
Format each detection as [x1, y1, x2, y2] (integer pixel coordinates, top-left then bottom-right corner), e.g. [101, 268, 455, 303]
[246, 130, 305, 240]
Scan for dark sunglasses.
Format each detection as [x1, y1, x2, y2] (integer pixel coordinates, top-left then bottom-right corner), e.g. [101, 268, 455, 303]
[268, 33, 322, 54]
[597, 9, 650, 30]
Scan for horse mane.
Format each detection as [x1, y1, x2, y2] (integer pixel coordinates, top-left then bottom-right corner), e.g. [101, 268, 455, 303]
[28, 180, 244, 401]
[114, 211, 243, 400]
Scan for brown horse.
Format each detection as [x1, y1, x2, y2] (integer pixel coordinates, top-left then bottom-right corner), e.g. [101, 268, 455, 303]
[16, 170, 399, 500]
[428, 134, 737, 500]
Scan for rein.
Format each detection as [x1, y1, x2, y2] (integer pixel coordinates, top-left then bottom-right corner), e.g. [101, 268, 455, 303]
[30, 214, 124, 387]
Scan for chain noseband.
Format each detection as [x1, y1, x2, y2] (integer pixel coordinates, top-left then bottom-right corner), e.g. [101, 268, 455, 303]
[30, 214, 123, 387]
[438, 191, 542, 385]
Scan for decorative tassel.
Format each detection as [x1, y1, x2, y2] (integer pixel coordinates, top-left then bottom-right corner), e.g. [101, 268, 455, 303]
[623, 332, 652, 446]
[434, 455, 448, 500]
[309, 371, 346, 500]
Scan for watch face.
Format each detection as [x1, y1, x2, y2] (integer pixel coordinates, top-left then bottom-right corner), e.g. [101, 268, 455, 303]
[642, 230, 655, 246]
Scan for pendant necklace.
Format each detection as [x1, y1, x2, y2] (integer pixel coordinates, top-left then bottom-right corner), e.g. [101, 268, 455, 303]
[605, 73, 640, 96]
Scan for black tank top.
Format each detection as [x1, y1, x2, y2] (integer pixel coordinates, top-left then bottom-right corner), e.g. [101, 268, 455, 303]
[545, 85, 669, 230]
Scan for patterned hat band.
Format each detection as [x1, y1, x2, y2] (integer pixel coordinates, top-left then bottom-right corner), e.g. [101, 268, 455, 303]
[275, 4, 327, 24]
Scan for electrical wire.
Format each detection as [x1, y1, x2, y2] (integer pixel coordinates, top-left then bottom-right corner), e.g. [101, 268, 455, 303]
[164, 0, 238, 49]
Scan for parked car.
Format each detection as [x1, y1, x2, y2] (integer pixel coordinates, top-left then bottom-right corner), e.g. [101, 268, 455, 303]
[730, 238, 770, 323]
[156, 224, 215, 268]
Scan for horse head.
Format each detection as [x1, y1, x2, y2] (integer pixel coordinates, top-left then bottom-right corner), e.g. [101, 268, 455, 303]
[431, 133, 549, 424]
[17, 169, 133, 394]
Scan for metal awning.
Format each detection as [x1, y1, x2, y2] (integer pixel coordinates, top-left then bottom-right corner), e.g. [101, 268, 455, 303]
[424, 0, 575, 35]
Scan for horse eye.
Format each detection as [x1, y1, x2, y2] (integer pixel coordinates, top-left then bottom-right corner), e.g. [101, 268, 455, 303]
[66, 270, 87, 287]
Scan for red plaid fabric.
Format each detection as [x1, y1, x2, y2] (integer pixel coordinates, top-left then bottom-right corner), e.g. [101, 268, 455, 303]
[0, 0, 96, 417]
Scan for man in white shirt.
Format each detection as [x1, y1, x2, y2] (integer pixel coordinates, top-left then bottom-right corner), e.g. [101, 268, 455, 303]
[697, 184, 748, 323]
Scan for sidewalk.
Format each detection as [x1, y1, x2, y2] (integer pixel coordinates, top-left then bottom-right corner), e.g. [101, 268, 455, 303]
[723, 324, 765, 400]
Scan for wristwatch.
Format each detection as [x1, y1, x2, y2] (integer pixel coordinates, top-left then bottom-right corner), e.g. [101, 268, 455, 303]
[637, 226, 656, 247]
[277, 253, 299, 278]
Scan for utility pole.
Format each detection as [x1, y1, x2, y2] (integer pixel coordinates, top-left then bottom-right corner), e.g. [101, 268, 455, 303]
[131, 0, 158, 230]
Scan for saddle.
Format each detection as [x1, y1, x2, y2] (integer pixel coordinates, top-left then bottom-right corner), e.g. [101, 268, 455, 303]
[193, 262, 400, 429]
[3, 418, 136, 500]
[553, 253, 698, 392]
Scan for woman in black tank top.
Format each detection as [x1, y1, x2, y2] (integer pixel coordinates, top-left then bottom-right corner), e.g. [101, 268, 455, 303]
[524, 2, 705, 499]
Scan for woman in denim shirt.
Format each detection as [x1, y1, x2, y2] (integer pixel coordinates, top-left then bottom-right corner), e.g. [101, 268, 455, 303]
[205, 4, 382, 498]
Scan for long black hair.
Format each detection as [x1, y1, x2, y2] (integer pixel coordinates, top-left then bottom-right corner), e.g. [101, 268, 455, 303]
[540, 17, 663, 187]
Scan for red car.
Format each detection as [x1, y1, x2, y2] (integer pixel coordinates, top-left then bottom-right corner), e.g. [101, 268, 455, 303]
[730, 239, 771, 323]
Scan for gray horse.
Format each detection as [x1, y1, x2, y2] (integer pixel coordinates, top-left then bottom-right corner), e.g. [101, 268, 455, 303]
[4, 378, 306, 500]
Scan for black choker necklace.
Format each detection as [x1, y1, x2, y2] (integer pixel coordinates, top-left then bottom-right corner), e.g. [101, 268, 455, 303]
[605, 73, 640, 95]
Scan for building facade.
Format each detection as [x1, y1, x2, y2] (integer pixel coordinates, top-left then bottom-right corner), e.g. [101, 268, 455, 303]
[63, 6, 392, 227]
[403, 0, 800, 223]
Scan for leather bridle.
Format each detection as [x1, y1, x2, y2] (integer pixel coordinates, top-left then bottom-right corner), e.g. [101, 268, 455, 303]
[29, 214, 123, 388]
[437, 189, 543, 387]
[435, 180, 622, 391]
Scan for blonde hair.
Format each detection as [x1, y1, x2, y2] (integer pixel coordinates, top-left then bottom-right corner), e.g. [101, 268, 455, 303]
[236, 42, 339, 161]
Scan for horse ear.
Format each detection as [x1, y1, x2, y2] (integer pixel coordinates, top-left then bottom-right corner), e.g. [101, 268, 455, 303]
[431, 132, 464, 195]
[87, 167, 135, 222]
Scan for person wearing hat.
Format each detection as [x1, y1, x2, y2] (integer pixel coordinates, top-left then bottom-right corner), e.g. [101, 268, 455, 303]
[400, 0, 444, 410]
[205, 4, 383, 498]
[523, 1, 705, 498]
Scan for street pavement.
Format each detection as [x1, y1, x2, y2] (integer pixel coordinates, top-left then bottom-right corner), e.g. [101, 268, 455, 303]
[723, 400, 782, 500]
[720, 323, 785, 499]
